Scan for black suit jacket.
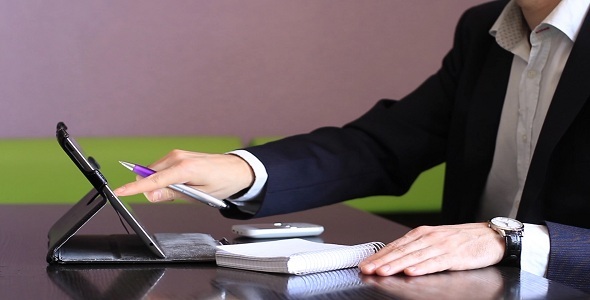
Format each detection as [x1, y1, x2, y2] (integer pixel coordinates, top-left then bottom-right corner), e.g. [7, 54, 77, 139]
[223, 0, 590, 291]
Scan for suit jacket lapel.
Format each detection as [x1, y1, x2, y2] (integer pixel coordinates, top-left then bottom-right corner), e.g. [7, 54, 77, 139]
[518, 12, 590, 221]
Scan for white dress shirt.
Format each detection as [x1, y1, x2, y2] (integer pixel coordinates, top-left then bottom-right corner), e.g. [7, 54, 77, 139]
[481, 0, 590, 276]
[229, 0, 590, 278]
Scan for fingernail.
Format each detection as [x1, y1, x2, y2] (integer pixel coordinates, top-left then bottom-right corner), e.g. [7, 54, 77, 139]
[361, 263, 376, 272]
[113, 186, 125, 195]
[151, 190, 162, 202]
[378, 265, 391, 274]
[405, 266, 422, 275]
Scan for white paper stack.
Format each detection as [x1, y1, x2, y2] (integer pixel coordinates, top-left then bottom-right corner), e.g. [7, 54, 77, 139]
[215, 238, 385, 275]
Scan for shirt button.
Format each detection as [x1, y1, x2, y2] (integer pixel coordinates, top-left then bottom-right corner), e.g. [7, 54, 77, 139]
[522, 134, 528, 141]
[527, 70, 537, 78]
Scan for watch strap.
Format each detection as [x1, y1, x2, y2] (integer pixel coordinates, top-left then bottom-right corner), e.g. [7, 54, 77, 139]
[499, 232, 522, 267]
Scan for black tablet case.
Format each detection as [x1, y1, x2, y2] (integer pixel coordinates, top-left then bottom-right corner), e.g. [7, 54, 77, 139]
[46, 189, 221, 264]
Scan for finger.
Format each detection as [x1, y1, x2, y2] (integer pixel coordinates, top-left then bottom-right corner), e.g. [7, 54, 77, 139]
[113, 174, 172, 197]
[401, 247, 487, 276]
[375, 245, 447, 276]
[114, 163, 194, 197]
[148, 149, 202, 172]
[363, 223, 485, 268]
[143, 187, 193, 203]
[402, 253, 453, 276]
[359, 226, 433, 274]
[380, 227, 480, 276]
[360, 243, 430, 276]
[386, 224, 502, 276]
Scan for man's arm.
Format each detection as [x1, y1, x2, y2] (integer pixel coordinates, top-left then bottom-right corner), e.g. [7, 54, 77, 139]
[546, 222, 590, 292]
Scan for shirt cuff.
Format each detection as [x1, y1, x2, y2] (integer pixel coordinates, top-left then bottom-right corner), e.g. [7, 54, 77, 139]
[225, 149, 268, 202]
[521, 223, 550, 277]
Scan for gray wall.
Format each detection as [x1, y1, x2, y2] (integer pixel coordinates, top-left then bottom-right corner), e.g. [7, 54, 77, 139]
[1, 0, 488, 143]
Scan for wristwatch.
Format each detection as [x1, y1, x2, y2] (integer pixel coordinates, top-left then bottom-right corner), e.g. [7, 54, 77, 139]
[488, 217, 524, 267]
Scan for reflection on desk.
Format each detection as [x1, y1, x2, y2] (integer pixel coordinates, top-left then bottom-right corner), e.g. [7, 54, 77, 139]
[47, 265, 165, 300]
[42, 263, 590, 300]
[361, 267, 590, 300]
[210, 266, 589, 300]
[212, 267, 385, 299]
[45, 263, 589, 300]
[363, 268, 505, 300]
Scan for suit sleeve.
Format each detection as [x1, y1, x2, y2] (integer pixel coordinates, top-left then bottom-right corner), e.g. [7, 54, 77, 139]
[545, 222, 590, 292]
[221, 61, 460, 219]
[219, 3, 478, 219]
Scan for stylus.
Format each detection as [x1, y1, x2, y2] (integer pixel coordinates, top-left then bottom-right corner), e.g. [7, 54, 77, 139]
[118, 161, 229, 209]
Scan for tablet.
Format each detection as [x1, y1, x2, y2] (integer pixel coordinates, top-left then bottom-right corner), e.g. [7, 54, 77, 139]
[54, 122, 166, 258]
[48, 122, 222, 264]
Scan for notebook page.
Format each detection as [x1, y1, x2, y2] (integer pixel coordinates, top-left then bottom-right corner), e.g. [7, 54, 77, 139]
[217, 238, 347, 258]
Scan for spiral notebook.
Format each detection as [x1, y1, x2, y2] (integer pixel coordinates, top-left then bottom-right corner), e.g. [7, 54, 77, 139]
[215, 238, 385, 275]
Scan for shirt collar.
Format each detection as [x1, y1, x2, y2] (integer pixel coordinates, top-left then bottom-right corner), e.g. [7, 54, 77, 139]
[490, 0, 590, 51]
[542, 0, 590, 41]
[490, 1, 529, 51]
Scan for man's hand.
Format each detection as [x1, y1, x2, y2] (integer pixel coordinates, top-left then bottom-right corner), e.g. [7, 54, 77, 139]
[114, 150, 254, 202]
[359, 223, 505, 276]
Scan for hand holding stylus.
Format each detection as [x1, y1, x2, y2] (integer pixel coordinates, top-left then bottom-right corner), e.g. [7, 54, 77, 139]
[113, 150, 254, 207]
[118, 161, 229, 209]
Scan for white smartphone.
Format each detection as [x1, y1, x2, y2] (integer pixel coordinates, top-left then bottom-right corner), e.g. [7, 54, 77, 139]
[231, 222, 324, 239]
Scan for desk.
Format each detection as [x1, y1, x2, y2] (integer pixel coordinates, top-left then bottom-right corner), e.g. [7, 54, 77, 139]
[0, 203, 587, 299]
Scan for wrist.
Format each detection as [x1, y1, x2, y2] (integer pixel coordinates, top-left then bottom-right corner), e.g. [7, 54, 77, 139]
[225, 153, 255, 191]
[225, 150, 268, 201]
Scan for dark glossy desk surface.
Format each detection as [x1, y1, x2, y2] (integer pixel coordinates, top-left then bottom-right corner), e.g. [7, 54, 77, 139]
[0, 203, 588, 299]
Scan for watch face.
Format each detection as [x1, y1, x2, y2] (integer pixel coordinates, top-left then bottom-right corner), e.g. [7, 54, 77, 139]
[491, 217, 524, 230]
